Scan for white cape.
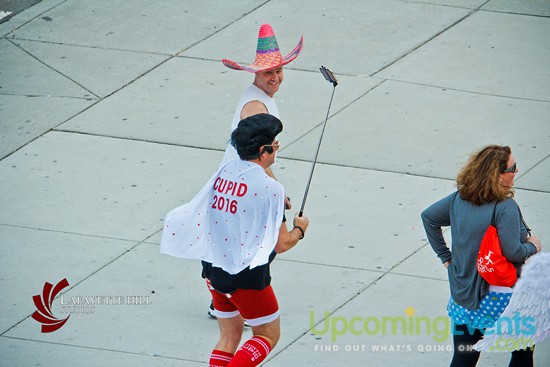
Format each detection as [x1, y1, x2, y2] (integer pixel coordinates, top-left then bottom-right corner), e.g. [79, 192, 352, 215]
[160, 159, 284, 274]
[474, 252, 550, 352]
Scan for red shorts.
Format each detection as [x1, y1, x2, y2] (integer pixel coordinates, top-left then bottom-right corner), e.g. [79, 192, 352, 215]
[206, 279, 279, 326]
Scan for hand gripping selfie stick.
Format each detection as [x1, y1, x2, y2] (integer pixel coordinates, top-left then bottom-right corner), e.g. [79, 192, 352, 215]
[299, 66, 338, 217]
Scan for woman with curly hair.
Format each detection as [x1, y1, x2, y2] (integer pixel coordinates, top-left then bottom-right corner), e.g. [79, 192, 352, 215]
[421, 145, 542, 366]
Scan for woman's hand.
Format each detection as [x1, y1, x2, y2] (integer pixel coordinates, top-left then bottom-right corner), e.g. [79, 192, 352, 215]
[527, 235, 542, 253]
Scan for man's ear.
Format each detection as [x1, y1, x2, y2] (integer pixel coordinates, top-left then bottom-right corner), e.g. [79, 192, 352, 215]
[258, 147, 267, 160]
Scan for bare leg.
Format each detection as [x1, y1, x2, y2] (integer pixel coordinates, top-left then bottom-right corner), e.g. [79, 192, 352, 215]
[251, 316, 280, 349]
[224, 317, 281, 367]
[215, 314, 245, 353]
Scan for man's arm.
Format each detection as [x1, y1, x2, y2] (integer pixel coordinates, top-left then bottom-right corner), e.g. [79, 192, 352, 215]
[274, 214, 309, 254]
[240, 100, 268, 120]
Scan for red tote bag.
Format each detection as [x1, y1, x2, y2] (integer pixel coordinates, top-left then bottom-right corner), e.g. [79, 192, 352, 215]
[476, 203, 518, 287]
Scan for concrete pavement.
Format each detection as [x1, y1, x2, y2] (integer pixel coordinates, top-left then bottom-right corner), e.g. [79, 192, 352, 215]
[1, 0, 549, 366]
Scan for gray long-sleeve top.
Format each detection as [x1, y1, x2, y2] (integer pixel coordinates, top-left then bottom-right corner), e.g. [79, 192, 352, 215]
[421, 192, 536, 310]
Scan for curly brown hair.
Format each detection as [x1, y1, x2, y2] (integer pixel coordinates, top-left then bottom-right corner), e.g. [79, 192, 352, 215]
[457, 145, 514, 205]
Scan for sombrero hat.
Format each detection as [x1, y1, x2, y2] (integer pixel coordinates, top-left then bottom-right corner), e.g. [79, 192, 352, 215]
[222, 24, 303, 73]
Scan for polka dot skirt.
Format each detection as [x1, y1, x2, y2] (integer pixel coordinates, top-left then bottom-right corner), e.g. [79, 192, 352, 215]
[447, 290, 512, 329]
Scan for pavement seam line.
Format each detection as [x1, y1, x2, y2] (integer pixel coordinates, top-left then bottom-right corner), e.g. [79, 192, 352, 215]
[8, 129, 548, 194]
[372, 5, 482, 77]
[6, 38, 99, 98]
[0, 0, 68, 36]
[269, 239, 446, 360]
[5, 36, 175, 56]
[370, 77, 550, 104]
[0, 223, 143, 243]
[0, 335, 203, 363]
[174, 0, 271, 58]
[0, 91, 97, 100]
[0, 235, 157, 336]
[1, 1, 272, 160]
[32, 129, 461, 183]
[283, 79, 387, 151]
[516, 153, 550, 178]
[478, 7, 550, 19]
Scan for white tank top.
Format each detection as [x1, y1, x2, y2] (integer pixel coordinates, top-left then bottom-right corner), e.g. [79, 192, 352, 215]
[220, 84, 279, 165]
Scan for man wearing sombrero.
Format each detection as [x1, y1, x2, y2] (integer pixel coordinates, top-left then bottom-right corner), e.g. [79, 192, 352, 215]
[201, 23, 303, 367]
[220, 23, 303, 213]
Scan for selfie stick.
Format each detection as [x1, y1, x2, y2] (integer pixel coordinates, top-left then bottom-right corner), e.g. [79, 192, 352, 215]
[299, 66, 338, 217]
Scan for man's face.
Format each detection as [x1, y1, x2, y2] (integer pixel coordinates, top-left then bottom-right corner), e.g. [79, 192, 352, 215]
[253, 67, 284, 97]
[262, 139, 280, 166]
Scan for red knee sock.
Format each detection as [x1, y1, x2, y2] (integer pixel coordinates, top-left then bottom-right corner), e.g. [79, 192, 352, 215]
[209, 349, 234, 367]
[226, 336, 272, 367]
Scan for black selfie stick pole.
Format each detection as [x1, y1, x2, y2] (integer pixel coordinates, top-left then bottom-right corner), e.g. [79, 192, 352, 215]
[299, 66, 338, 217]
